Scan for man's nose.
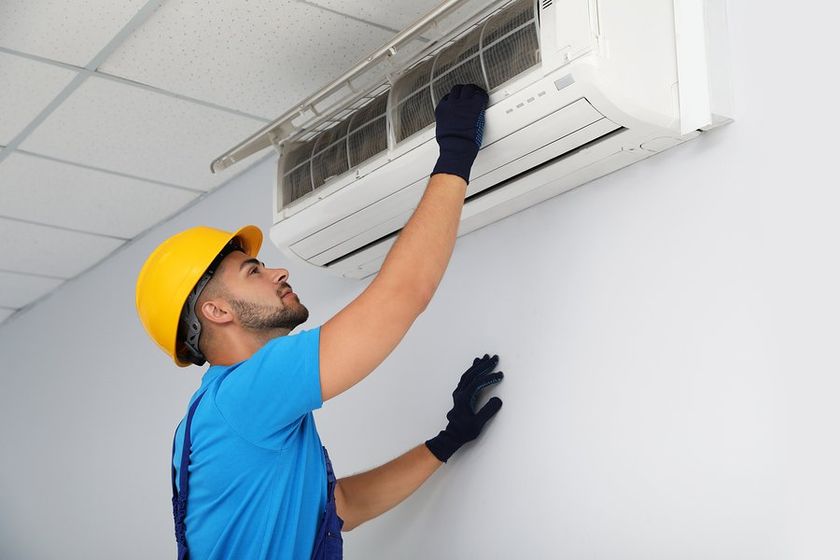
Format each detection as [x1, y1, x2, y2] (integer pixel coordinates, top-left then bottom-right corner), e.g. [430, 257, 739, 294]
[271, 268, 289, 284]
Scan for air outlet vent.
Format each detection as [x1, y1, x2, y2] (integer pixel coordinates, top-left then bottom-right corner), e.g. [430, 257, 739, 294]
[280, 0, 540, 208]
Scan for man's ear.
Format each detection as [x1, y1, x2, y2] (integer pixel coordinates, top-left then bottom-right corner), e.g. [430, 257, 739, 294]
[199, 299, 234, 326]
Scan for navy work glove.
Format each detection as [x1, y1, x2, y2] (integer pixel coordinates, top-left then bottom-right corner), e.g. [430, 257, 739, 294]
[430, 83, 489, 184]
[425, 354, 504, 463]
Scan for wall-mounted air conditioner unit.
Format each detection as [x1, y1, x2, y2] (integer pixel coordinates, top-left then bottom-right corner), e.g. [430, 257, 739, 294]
[213, 0, 732, 278]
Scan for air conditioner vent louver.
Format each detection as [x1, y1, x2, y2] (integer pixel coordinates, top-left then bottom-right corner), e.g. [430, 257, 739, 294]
[280, 0, 539, 208]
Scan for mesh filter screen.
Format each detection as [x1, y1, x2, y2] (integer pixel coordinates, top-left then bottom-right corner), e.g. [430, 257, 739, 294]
[311, 120, 350, 189]
[348, 93, 389, 167]
[391, 59, 435, 143]
[431, 28, 486, 103]
[349, 117, 387, 167]
[484, 25, 540, 88]
[282, 139, 316, 205]
[282, 92, 387, 205]
[392, 0, 539, 142]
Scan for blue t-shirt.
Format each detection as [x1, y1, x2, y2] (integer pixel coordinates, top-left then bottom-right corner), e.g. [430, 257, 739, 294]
[172, 327, 326, 559]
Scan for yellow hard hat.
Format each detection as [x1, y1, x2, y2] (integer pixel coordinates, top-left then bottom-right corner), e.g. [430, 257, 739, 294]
[135, 225, 263, 367]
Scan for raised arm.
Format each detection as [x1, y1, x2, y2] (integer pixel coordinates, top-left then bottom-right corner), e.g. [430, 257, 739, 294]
[319, 84, 488, 402]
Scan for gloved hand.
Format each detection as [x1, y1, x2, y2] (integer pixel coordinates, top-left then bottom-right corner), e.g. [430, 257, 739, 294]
[431, 83, 489, 184]
[425, 354, 504, 463]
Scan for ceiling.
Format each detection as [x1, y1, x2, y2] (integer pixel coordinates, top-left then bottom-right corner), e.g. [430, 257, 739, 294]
[0, 0, 452, 327]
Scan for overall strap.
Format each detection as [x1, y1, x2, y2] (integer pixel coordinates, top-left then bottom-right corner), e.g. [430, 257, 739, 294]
[171, 391, 207, 558]
[322, 446, 337, 488]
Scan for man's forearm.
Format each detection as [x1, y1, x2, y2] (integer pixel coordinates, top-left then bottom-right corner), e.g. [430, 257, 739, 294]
[335, 443, 443, 531]
[373, 173, 467, 306]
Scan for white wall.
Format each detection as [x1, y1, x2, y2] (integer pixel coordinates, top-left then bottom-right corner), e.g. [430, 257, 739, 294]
[2, 1, 838, 558]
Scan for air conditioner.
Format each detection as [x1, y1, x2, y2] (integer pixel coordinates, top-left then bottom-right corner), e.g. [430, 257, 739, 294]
[213, 0, 732, 279]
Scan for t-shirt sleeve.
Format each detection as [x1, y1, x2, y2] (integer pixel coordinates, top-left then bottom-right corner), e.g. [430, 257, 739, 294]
[214, 327, 323, 449]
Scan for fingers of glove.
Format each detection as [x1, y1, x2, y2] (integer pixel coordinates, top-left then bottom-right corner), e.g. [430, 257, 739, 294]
[456, 354, 498, 394]
[462, 84, 489, 106]
[467, 371, 504, 410]
[467, 354, 497, 377]
[450, 84, 464, 100]
[475, 396, 503, 426]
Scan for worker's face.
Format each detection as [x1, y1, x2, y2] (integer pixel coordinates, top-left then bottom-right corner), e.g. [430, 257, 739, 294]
[215, 250, 309, 331]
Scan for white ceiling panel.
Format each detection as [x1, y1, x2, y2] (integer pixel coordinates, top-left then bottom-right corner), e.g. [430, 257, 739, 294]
[0, 152, 199, 238]
[0, 52, 77, 145]
[98, 0, 397, 118]
[18, 76, 267, 190]
[0, 271, 64, 309]
[0, 218, 124, 279]
[307, 0, 443, 30]
[0, 0, 148, 66]
[307, 0, 497, 39]
[0, 308, 15, 324]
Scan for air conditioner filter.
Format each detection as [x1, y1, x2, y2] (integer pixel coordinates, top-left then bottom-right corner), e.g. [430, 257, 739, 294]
[280, 0, 539, 207]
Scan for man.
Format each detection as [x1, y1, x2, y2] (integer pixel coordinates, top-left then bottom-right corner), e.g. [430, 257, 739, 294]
[135, 84, 504, 559]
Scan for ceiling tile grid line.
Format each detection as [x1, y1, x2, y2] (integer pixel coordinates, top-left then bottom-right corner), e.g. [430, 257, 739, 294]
[15, 149, 205, 194]
[297, 0, 404, 35]
[0, 45, 83, 73]
[0, 52, 79, 146]
[0, 271, 65, 309]
[0, 0, 167, 168]
[17, 76, 270, 190]
[0, 268, 69, 281]
[0, 0, 152, 66]
[0, 71, 89, 168]
[94, 71, 274, 122]
[0, 45, 274, 123]
[0, 215, 130, 242]
[96, 0, 404, 119]
[0, 150, 274, 330]
[0, 152, 203, 239]
[0, 219, 127, 279]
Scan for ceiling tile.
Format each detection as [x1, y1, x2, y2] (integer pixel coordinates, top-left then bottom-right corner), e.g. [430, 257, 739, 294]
[99, 0, 397, 118]
[0, 52, 77, 145]
[18, 76, 267, 190]
[307, 0, 443, 30]
[0, 0, 148, 66]
[0, 152, 200, 238]
[0, 218, 124, 278]
[0, 271, 64, 309]
[307, 0, 495, 40]
[0, 308, 15, 324]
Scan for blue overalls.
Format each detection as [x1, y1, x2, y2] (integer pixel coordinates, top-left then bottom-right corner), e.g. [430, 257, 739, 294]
[171, 391, 344, 559]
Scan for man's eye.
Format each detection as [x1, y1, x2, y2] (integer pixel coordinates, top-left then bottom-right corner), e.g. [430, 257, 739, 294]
[250, 267, 259, 275]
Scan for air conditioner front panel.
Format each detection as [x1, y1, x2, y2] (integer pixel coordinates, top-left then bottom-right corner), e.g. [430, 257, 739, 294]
[304, 114, 620, 267]
[286, 95, 612, 261]
[321, 136, 655, 279]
